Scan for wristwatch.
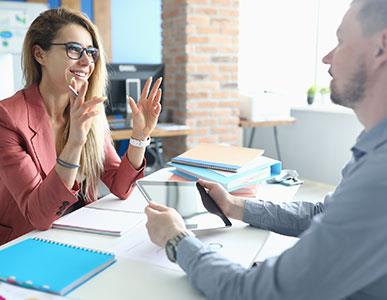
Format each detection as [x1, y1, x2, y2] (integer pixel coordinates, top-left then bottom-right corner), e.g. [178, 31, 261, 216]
[129, 136, 151, 148]
[165, 231, 193, 263]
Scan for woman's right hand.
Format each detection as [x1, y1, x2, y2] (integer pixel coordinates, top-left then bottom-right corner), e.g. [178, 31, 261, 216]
[67, 77, 104, 147]
[197, 179, 246, 221]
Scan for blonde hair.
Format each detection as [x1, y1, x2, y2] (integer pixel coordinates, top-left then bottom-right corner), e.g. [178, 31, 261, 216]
[22, 8, 109, 201]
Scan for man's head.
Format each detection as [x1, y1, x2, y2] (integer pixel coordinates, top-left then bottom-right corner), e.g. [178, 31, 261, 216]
[323, 0, 387, 109]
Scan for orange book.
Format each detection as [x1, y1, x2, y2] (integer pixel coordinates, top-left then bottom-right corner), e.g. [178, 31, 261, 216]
[171, 143, 264, 173]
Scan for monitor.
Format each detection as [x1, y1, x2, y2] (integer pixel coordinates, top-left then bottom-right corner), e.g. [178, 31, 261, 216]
[105, 63, 164, 119]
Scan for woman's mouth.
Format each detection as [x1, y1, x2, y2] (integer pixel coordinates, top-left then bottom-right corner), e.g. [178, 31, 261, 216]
[70, 70, 88, 78]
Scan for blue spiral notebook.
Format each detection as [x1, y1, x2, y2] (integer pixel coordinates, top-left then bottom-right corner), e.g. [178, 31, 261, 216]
[0, 237, 116, 295]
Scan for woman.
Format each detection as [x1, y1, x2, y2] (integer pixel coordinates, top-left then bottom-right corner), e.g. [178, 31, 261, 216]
[0, 8, 162, 245]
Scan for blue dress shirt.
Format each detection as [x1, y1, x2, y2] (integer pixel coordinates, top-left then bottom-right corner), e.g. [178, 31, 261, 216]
[176, 118, 387, 300]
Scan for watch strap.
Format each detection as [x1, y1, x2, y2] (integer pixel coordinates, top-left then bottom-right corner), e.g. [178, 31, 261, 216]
[165, 231, 193, 263]
[129, 136, 151, 148]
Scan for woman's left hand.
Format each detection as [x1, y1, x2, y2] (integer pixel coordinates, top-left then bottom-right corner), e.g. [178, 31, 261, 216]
[129, 77, 162, 140]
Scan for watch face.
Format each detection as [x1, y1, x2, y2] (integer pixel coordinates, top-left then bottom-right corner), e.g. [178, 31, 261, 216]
[166, 241, 177, 262]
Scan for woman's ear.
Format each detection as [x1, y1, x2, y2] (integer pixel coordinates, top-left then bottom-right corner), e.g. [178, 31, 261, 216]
[32, 45, 46, 65]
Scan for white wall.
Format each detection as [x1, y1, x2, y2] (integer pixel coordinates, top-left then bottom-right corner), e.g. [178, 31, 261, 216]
[0, 2, 48, 96]
[0, 54, 14, 99]
[244, 107, 363, 185]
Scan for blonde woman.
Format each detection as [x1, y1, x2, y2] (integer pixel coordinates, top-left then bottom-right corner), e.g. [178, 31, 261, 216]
[0, 8, 162, 245]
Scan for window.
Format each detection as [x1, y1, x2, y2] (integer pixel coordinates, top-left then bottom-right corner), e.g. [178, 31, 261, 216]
[238, 0, 352, 107]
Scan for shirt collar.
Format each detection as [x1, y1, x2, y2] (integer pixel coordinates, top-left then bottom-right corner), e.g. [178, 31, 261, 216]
[351, 117, 387, 160]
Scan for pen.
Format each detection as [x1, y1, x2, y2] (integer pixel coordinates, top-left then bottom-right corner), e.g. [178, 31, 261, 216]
[68, 85, 79, 97]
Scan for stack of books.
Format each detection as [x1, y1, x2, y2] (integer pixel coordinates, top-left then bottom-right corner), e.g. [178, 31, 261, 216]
[169, 143, 281, 192]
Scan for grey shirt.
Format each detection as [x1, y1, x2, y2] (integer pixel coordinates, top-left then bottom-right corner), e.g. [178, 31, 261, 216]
[177, 118, 387, 300]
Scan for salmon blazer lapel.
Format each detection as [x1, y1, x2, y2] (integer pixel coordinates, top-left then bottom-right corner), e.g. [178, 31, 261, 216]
[24, 85, 57, 177]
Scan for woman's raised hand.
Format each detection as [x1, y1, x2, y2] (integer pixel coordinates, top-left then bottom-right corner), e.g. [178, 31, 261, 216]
[128, 77, 162, 140]
[67, 77, 104, 147]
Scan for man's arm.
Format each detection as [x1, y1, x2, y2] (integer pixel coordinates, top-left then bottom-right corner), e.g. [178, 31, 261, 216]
[243, 199, 325, 237]
[177, 156, 387, 300]
[197, 179, 326, 237]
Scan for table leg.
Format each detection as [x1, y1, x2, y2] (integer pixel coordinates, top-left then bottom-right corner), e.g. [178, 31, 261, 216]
[248, 127, 256, 148]
[153, 138, 165, 167]
[273, 126, 282, 161]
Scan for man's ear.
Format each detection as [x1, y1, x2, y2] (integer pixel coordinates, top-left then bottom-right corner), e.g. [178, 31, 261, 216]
[32, 45, 46, 65]
[372, 29, 387, 71]
[376, 29, 387, 56]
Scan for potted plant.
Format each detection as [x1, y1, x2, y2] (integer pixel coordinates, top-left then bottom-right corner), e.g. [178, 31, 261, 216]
[307, 85, 317, 105]
[319, 87, 331, 104]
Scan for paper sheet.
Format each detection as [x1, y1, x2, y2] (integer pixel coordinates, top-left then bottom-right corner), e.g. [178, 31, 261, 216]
[53, 208, 145, 236]
[115, 223, 254, 272]
[88, 187, 147, 213]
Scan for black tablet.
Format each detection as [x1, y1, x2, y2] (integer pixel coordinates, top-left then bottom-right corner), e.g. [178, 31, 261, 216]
[137, 180, 232, 230]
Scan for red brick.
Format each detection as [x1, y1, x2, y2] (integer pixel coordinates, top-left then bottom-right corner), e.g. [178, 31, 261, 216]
[197, 136, 218, 143]
[163, 0, 241, 149]
[187, 0, 210, 4]
[187, 111, 210, 118]
[191, 7, 218, 15]
[187, 15, 210, 25]
[193, 64, 218, 73]
[187, 36, 209, 44]
[196, 27, 222, 35]
[187, 92, 209, 98]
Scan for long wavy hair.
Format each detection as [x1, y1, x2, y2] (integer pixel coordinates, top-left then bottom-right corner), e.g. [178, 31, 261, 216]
[22, 7, 109, 202]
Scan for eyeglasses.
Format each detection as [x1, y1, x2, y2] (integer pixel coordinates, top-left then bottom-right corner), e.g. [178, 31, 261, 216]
[50, 42, 99, 62]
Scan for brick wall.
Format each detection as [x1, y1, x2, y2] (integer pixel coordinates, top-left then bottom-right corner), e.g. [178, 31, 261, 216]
[162, 0, 241, 160]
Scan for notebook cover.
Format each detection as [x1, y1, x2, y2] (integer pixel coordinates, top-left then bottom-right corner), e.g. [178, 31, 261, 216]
[169, 157, 281, 190]
[171, 169, 264, 192]
[171, 143, 264, 172]
[0, 238, 115, 295]
[52, 207, 145, 236]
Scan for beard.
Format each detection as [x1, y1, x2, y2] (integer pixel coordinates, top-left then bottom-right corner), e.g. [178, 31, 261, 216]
[330, 63, 367, 109]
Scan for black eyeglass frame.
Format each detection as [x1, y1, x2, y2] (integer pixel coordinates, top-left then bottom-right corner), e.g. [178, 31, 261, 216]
[50, 42, 99, 62]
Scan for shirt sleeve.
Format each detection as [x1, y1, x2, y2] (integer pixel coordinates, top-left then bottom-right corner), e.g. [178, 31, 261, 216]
[177, 152, 387, 300]
[100, 138, 145, 199]
[243, 199, 325, 236]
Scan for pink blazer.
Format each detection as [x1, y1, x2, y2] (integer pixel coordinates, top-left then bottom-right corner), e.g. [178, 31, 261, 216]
[0, 85, 144, 245]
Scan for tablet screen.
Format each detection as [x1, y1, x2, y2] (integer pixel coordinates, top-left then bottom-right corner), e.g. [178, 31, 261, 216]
[137, 181, 205, 218]
[137, 181, 231, 230]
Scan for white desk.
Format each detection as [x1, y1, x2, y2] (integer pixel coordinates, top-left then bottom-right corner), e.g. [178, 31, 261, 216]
[0, 168, 299, 300]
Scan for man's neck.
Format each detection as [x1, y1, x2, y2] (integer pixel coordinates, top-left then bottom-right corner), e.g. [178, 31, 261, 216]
[355, 92, 387, 132]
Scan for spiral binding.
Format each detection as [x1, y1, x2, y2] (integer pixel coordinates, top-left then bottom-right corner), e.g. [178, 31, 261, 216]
[32, 237, 114, 257]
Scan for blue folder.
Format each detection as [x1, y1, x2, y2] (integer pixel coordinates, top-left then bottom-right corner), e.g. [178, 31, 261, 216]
[0, 237, 116, 295]
[169, 157, 281, 191]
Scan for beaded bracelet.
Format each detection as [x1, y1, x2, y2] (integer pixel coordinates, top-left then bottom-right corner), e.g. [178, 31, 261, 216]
[56, 158, 80, 169]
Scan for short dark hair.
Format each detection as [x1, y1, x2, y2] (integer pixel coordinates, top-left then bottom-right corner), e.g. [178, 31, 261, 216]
[353, 0, 387, 35]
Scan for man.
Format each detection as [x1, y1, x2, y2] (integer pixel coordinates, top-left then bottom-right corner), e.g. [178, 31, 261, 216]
[145, 1, 387, 299]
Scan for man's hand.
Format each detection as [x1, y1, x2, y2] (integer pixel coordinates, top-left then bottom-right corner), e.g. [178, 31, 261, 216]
[198, 179, 246, 221]
[145, 201, 187, 248]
